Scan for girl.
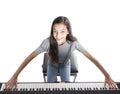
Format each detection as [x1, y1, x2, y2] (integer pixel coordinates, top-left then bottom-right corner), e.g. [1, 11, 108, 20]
[5, 16, 116, 89]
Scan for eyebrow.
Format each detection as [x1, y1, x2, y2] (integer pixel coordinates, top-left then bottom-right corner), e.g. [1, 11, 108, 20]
[53, 28, 66, 31]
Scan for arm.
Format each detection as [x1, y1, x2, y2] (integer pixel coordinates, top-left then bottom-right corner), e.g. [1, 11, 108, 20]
[82, 50, 117, 88]
[5, 51, 38, 89]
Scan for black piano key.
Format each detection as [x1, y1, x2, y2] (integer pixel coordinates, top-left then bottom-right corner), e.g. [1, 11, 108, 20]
[22, 88, 25, 91]
[80, 88, 83, 90]
[69, 88, 73, 91]
[42, 88, 44, 91]
[37, 88, 41, 91]
[86, 87, 90, 90]
[64, 88, 67, 91]
[52, 88, 56, 91]
[73, 88, 76, 91]
[12, 88, 18, 91]
[36, 88, 39, 91]
[89, 88, 92, 90]
[25, 88, 28, 91]
[29, 88, 32, 91]
[46, 88, 50, 91]
[20, 88, 23, 91]
[38, 88, 42, 91]
[100, 87, 102, 90]
[52, 88, 55, 91]
[0, 83, 2, 89]
[84, 87, 87, 90]
[117, 82, 120, 89]
[48, 88, 51, 91]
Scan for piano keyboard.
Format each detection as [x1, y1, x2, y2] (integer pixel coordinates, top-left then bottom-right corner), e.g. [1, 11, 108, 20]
[0, 82, 120, 94]
[1, 82, 119, 91]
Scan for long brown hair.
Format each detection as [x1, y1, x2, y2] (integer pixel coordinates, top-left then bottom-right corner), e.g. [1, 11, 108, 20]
[49, 16, 77, 63]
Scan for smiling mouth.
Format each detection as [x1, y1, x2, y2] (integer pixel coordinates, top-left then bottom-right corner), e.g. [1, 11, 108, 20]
[56, 39, 66, 45]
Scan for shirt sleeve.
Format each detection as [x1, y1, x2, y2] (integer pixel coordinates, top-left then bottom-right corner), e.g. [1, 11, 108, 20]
[72, 41, 86, 53]
[34, 38, 50, 55]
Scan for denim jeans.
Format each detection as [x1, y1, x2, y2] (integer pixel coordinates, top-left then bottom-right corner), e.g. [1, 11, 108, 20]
[47, 60, 71, 82]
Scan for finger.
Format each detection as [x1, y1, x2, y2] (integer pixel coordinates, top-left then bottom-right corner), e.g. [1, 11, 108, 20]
[109, 82, 117, 89]
[5, 83, 13, 90]
[104, 81, 107, 87]
[5, 83, 8, 89]
[111, 82, 117, 89]
[15, 83, 17, 88]
[5, 83, 10, 89]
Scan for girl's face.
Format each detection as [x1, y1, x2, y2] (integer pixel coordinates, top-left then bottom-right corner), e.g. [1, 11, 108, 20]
[53, 23, 69, 45]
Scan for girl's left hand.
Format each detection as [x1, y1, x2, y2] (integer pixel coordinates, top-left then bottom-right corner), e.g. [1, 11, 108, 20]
[104, 76, 117, 89]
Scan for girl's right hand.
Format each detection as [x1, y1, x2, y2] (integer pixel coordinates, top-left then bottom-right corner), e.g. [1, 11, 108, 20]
[5, 76, 17, 90]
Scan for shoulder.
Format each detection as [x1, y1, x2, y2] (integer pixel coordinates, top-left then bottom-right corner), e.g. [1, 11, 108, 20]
[41, 37, 50, 45]
[67, 40, 80, 46]
[38, 37, 50, 49]
[42, 37, 49, 42]
[67, 40, 79, 49]
[70, 40, 79, 45]
[70, 40, 86, 52]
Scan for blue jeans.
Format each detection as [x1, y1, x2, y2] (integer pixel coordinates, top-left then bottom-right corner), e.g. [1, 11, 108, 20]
[47, 60, 71, 82]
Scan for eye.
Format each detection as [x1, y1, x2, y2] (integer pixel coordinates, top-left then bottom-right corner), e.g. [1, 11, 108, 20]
[61, 31, 65, 33]
[53, 30, 57, 33]
[53, 30, 56, 32]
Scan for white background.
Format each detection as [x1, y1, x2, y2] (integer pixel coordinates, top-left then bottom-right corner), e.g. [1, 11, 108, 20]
[0, 0, 120, 83]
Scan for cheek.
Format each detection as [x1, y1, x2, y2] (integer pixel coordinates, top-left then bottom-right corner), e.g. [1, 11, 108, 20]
[60, 33, 68, 39]
[53, 33, 56, 38]
[64, 33, 68, 38]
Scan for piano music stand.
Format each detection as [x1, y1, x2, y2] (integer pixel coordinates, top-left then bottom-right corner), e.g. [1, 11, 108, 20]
[42, 53, 78, 82]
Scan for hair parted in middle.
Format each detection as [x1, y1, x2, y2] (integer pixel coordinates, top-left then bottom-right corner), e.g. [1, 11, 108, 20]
[49, 16, 77, 63]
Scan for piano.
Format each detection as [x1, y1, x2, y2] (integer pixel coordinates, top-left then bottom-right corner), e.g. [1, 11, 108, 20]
[0, 82, 120, 94]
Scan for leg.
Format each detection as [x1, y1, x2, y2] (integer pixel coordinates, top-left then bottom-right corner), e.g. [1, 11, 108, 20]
[47, 61, 58, 82]
[59, 61, 71, 82]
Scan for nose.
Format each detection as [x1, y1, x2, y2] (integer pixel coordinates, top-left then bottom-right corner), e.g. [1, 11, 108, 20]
[56, 32, 62, 39]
